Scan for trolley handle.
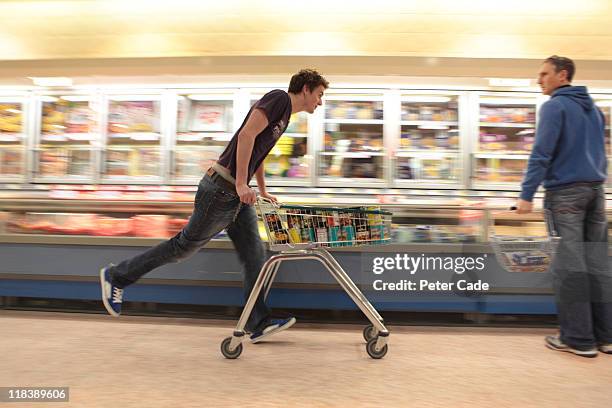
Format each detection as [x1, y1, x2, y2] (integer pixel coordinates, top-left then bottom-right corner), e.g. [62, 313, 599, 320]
[509, 206, 557, 237]
[257, 196, 281, 208]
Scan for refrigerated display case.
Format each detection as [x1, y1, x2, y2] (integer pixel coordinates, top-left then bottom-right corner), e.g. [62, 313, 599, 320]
[172, 92, 235, 183]
[472, 93, 539, 189]
[593, 97, 612, 186]
[33, 95, 99, 182]
[103, 95, 163, 183]
[319, 94, 385, 186]
[395, 93, 463, 187]
[0, 98, 27, 182]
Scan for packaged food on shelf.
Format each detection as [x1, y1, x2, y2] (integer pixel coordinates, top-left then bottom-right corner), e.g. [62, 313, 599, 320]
[480, 106, 535, 124]
[0, 149, 23, 175]
[188, 102, 228, 132]
[7, 212, 99, 235]
[39, 149, 69, 177]
[106, 150, 130, 176]
[95, 217, 133, 236]
[108, 101, 158, 134]
[132, 215, 169, 237]
[167, 217, 189, 236]
[0, 104, 23, 133]
[326, 101, 383, 120]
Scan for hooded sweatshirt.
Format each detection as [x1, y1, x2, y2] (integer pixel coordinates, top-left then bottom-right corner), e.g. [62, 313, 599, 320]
[520, 85, 607, 201]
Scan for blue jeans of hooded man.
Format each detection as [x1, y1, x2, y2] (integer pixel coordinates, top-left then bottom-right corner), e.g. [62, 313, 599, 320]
[545, 183, 612, 349]
[109, 174, 271, 332]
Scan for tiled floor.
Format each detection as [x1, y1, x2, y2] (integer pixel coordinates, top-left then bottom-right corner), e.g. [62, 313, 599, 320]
[1, 310, 610, 408]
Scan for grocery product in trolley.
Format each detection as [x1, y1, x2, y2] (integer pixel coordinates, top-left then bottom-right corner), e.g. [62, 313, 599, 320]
[355, 210, 370, 243]
[339, 211, 356, 247]
[366, 206, 387, 244]
[286, 209, 303, 244]
[315, 210, 329, 246]
[265, 212, 289, 244]
[511, 251, 547, 266]
[299, 209, 316, 242]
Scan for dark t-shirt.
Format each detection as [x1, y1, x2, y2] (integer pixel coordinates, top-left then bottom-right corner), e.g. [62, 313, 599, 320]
[217, 89, 292, 182]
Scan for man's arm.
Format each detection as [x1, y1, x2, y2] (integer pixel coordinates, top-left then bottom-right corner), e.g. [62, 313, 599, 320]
[518, 101, 563, 208]
[235, 108, 268, 205]
[255, 163, 277, 203]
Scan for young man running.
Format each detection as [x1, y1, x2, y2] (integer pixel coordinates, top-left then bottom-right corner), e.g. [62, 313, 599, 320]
[101, 69, 328, 342]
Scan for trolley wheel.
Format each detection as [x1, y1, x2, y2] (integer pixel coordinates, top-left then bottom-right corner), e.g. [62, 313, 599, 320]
[366, 338, 388, 359]
[220, 337, 243, 359]
[362, 324, 378, 342]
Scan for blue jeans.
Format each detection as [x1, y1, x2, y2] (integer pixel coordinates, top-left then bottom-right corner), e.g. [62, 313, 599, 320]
[109, 174, 271, 332]
[545, 183, 612, 349]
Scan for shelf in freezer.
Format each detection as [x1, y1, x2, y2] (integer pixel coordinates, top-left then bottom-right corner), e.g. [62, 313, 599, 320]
[108, 132, 160, 141]
[474, 153, 529, 160]
[396, 150, 458, 158]
[41, 133, 97, 142]
[323, 119, 384, 125]
[319, 151, 385, 157]
[176, 132, 233, 142]
[480, 122, 535, 128]
[0, 134, 24, 142]
[401, 121, 458, 127]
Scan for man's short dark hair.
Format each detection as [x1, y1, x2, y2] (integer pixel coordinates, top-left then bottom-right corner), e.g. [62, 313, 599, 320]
[288, 69, 329, 94]
[544, 55, 575, 82]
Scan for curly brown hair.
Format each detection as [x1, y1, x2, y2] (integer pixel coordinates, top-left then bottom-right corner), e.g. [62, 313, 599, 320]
[288, 69, 329, 94]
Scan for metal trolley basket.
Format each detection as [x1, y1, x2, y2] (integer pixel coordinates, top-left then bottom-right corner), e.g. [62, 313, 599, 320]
[490, 209, 561, 273]
[220, 198, 393, 359]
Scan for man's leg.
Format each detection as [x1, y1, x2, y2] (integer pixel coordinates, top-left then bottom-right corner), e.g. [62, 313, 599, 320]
[101, 176, 240, 315]
[226, 204, 272, 332]
[584, 186, 612, 347]
[546, 185, 596, 350]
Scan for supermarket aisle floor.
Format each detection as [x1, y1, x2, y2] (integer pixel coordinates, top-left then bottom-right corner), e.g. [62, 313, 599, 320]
[1, 310, 611, 408]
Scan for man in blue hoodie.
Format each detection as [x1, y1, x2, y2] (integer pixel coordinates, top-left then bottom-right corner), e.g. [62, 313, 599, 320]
[517, 55, 612, 357]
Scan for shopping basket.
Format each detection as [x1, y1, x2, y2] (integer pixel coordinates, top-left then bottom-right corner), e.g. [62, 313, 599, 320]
[220, 198, 393, 359]
[490, 208, 561, 273]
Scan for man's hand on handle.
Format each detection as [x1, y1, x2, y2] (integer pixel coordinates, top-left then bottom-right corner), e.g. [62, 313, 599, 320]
[236, 183, 257, 205]
[259, 191, 278, 204]
[515, 199, 533, 214]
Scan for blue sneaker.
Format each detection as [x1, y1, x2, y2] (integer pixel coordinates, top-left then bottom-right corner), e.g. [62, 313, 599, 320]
[250, 317, 296, 343]
[100, 265, 123, 317]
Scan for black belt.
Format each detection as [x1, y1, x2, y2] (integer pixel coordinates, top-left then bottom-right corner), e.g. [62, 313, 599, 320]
[206, 168, 237, 193]
[546, 181, 604, 191]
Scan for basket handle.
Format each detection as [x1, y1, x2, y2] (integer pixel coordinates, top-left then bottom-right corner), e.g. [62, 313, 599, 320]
[509, 206, 557, 237]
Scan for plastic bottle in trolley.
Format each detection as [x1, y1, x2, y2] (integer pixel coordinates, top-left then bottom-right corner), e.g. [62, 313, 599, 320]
[287, 210, 302, 244]
[340, 211, 355, 246]
[315, 210, 329, 247]
[300, 209, 316, 243]
[366, 206, 385, 244]
[355, 208, 371, 244]
[327, 210, 341, 247]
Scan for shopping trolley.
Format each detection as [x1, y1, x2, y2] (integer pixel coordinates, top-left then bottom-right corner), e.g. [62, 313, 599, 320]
[490, 208, 561, 273]
[220, 198, 393, 359]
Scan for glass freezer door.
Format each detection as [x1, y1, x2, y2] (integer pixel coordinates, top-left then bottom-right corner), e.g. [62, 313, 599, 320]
[593, 97, 612, 187]
[34, 95, 98, 182]
[396, 94, 461, 186]
[473, 93, 538, 190]
[172, 93, 234, 183]
[250, 92, 311, 185]
[0, 100, 26, 181]
[319, 95, 385, 185]
[103, 96, 162, 182]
